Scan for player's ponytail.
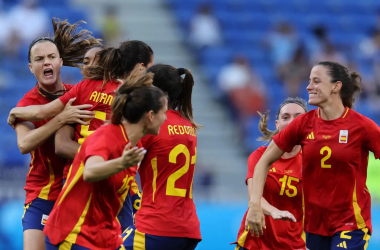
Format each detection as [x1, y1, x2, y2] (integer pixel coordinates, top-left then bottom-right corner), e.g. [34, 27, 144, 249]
[258, 97, 307, 141]
[82, 40, 154, 87]
[111, 71, 166, 125]
[317, 61, 362, 109]
[147, 64, 201, 130]
[177, 68, 201, 130]
[52, 18, 102, 67]
[258, 111, 277, 141]
[28, 18, 102, 65]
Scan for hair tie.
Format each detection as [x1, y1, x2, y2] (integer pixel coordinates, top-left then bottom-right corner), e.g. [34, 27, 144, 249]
[177, 68, 186, 75]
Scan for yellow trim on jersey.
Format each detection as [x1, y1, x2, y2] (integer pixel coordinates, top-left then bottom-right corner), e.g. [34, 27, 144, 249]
[352, 181, 366, 229]
[65, 194, 92, 244]
[237, 230, 248, 247]
[38, 158, 55, 200]
[130, 179, 140, 194]
[120, 245, 126, 250]
[28, 151, 35, 175]
[130, 179, 142, 211]
[190, 147, 197, 199]
[342, 108, 350, 118]
[151, 157, 158, 203]
[116, 182, 131, 223]
[119, 124, 129, 143]
[301, 231, 306, 243]
[58, 162, 85, 206]
[302, 187, 305, 242]
[362, 228, 371, 250]
[133, 229, 146, 250]
[63, 164, 74, 189]
[317, 108, 320, 118]
[58, 241, 72, 250]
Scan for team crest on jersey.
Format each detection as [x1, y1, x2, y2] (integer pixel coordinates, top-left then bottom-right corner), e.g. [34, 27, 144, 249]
[41, 214, 49, 226]
[339, 130, 348, 143]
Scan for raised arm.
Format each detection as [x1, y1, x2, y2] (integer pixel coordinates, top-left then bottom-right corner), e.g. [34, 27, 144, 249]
[14, 100, 94, 154]
[55, 125, 79, 159]
[8, 98, 94, 126]
[245, 141, 284, 236]
[83, 144, 146, 182]
[10, 98, 66, 122]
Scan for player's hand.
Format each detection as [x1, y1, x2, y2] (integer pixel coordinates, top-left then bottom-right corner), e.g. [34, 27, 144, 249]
[7, 109, 16, 128]
[270, 209, 297, 222]
[121, 143, 146, 169]
[245, 205, 266, 237]
[58, 98, 94, 125]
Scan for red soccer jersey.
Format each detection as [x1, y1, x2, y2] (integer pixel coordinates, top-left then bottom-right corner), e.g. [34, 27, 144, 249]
[44, 124, 137, 250]
[236, 146, 305, 250]
[135, 110, 201, 239]
[16, 84, 73, 204]
[58, 79, 120, 178]
[273, 107, 380, 236]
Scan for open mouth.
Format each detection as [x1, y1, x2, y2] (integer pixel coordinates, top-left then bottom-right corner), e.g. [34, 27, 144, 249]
[44, 69, 53, 77]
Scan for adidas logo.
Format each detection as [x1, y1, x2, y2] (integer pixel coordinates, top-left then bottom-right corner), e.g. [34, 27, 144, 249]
[337, 241, 347, 248]
[307, 132, 315, 139]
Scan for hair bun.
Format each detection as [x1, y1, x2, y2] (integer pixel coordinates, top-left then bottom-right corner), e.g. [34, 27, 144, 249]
[177, 68, 186, 75]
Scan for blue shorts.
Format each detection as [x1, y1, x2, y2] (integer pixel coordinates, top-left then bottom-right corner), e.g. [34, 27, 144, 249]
[121, 225, 200, 250]
[22, 197, 55, 231]
[306, 228, 371, 250]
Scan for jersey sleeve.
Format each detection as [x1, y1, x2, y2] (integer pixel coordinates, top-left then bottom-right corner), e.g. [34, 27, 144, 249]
[245, 146, 266, 185]
[59, 81, 83, 105]
[84, 132, 117, 162]
[363, 118, 380, 159]
[272, 114, 305, 153]
[15, 97, 39, 127]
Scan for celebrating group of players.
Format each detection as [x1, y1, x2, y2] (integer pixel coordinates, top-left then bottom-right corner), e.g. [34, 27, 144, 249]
[7, 18, 200, 250]
[5, 17, 380, 250]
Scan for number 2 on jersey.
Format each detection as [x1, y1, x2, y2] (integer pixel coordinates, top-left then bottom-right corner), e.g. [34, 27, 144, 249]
[78, 111, 106, 144]
[151, 144, 196, 201]
[320, 146, 332, 168]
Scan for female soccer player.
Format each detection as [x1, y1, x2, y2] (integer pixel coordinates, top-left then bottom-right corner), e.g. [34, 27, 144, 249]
[54, 44, 106, 172]
[14, 18, 100, 250]
[247, 61, 376, 250]
[8, 40, 154, 233]
[234, 97, 307, 250]
[44, 72, 168, 250]
[82, 45, 104, 68]
[122, 64, 202, 250]
[54, 43, 142, 231]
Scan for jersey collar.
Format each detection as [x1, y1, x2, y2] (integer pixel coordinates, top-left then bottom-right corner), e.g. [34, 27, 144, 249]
[316, 106, 350, 119]
[119, 124, 129, 143]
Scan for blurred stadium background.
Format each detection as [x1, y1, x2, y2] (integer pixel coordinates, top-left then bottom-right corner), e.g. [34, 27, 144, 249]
[0, 0, 380, 249]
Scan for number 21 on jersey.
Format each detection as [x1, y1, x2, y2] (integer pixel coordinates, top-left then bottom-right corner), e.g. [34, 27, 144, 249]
[151, 144, 196, 202]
